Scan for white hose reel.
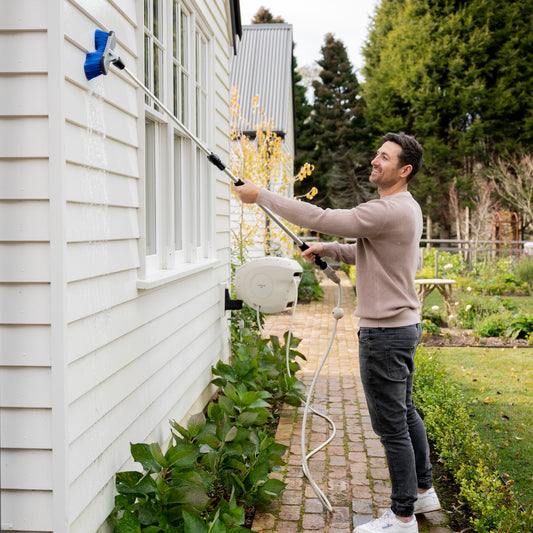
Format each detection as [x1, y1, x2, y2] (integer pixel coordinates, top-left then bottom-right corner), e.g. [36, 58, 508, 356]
[234, 257, 303, 314]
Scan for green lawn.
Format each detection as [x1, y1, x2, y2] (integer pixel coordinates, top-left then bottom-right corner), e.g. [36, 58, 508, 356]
[429, 345, 533, 507]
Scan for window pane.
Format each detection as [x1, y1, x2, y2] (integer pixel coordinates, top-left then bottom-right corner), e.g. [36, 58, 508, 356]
[144, 35, 150, 106]
[173, 3, 177, 59]
[181, 71, 187, 124]
[195, 87, 199, 136]
[201, 38, 207, 86]
[153, 0, 160, 38]
[181, 10, 188, 66]
[145, 120, 157, 255]
[195, 149, 201, 247]
[173, 64, 178, 117]
[153, 45, 160, 99]
[195, 33, 199, 83]
[174, 135, 183, 251]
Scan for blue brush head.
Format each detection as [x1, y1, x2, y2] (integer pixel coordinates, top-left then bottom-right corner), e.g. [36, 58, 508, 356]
[84, 30, 110, 80]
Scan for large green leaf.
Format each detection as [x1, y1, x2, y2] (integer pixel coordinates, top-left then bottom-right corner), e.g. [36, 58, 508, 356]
[183, 510, 208, 532]
[114, 510, 141, 533]
[165, 441, 201, 468]
[116, 471, 157, 496]
[260, 477, 286, 496]
[164, 485, 210, 511]
[131, 442, 162, 474]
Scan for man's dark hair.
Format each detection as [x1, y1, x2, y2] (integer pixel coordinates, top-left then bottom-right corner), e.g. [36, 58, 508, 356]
[382, 132, 423, 181]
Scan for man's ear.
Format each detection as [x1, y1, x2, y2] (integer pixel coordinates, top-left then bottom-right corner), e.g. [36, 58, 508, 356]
[400, 164, 413, 180]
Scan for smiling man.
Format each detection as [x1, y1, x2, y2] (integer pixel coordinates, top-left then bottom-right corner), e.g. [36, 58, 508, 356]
[234, 132, 440, 532]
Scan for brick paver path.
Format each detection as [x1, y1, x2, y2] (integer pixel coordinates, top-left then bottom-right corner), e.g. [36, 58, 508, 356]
[252, 272, 452, 533]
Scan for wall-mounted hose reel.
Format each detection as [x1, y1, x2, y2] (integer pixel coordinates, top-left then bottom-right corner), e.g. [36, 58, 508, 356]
[234, 257, 302, 314]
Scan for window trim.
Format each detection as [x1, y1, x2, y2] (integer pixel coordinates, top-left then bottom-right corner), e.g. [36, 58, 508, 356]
[138, 0, 216, 287]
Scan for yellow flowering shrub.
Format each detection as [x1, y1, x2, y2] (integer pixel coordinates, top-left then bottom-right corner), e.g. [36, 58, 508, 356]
[229, 88, 316, 262]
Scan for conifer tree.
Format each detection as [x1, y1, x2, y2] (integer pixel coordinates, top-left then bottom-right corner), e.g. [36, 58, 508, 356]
[306, 33, 372, 209]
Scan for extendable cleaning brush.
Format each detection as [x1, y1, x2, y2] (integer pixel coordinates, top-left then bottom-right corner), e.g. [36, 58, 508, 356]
[83, 29, 340, 285]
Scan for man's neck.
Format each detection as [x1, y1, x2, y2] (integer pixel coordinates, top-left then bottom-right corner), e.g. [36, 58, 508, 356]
[378, 183, 408, 198]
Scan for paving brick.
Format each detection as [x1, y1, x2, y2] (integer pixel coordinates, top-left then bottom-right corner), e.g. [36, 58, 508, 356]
[250, 513, 276, 531]
[278, 504, 301, 521]
[302, 513, 326, 530]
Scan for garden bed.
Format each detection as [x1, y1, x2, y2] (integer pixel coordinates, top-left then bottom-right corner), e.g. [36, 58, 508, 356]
[422, 328, 531, 348]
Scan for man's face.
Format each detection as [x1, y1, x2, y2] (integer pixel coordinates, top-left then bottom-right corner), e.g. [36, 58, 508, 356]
[369, 141, 409, 190]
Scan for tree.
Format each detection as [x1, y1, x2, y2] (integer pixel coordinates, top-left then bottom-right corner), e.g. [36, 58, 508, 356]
[303, 33, 372, 209]
[487, 153, 533, 236]
[362, 0, 533, 237]
[251, 7, 285, 24]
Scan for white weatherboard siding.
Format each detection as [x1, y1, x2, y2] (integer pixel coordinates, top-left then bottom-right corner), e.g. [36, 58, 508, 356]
[0, 0, 234, 531]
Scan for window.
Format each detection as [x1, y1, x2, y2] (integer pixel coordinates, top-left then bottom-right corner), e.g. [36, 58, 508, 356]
[142, 0, 213, 277]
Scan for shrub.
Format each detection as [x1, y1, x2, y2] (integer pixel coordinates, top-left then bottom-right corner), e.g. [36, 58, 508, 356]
[418, 249, 464, 279]
[514, 257, 533, 294]
[474, 313, 510, 338]
[112, 320, 306, 531]
[467, 257, 526, 295]
[414, 348, 533, 532]
[505, 314, 533, 340]
[455, 294, 518, 330]
[294, 255, 324, 302]
[421, 319, 441, 335]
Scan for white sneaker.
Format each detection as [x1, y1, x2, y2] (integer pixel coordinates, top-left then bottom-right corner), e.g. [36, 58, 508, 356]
[414, 487, 441, 514]
[354, 509, 418, 532]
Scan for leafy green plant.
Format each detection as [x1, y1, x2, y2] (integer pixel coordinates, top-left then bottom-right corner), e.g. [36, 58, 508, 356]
[414, 348, 533, 532]
[421, 319, 441, 335]
[463, 257, 527, 295]
[455, 294, 517, 329]
[514, 257, 533, 294]
[112, 315, 305, 531]
[474, 313, 509, 338]
[418, 249, 464, 279]
[505, 314, 533, 339]
[221, 323, 306, 408]
[294, 255, 324, 302]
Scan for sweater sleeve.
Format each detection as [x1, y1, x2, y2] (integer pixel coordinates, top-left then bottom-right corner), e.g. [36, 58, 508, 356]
[257, 189, 387, 239]
[321, 241, 357, 265]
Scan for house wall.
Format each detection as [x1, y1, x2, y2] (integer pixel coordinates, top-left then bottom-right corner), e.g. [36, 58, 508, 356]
[0, 1, 233, 531]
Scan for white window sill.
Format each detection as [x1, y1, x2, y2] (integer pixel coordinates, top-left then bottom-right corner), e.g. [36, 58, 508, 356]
[137, 258, 221, 290]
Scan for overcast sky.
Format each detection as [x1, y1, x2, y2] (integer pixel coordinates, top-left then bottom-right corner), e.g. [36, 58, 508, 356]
[239, 0, 381, 75]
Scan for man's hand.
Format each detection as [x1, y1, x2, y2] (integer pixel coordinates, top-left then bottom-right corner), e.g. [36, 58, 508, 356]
[232, 180, 261, 203]
[300, 242, 324, 264]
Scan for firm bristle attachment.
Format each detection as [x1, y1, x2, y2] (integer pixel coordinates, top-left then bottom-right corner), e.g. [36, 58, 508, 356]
[84, 29, 110, 80]
[84, 29, 124, 81]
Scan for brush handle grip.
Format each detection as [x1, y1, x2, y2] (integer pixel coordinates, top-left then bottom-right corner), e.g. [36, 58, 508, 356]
[206, 152, 244, 185]
[207, 152, 225, 171]
[299, 242, 328, 270]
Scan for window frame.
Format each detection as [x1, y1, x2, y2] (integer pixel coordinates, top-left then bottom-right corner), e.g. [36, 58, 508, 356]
[139, 0, 216, 285]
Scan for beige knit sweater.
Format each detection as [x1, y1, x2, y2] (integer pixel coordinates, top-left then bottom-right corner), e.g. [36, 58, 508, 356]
[257, 189, 423, 327]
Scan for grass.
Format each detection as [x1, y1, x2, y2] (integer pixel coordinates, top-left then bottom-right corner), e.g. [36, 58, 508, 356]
[429, 345, 533, 507]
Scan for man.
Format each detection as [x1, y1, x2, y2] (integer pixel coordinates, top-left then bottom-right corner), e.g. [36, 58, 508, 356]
[234, 132, 441, 532]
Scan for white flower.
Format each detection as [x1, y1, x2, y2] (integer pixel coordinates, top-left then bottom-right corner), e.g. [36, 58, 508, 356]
[449, 315, 455, 321]
[467, 286, 472, 291]
[444, 263, 453, 270]
[431, 305, 440, 312]
[465, 304, 472, 311]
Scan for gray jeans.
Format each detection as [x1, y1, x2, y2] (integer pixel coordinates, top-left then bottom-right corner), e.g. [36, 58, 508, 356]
[358, 324, 432, 517]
